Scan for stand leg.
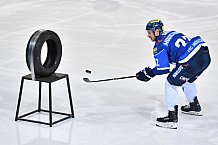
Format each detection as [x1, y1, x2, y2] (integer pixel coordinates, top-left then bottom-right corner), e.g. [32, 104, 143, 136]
[15, 73, 74, 127]
[49, 83, 52, 127]
[66, 75, 74, 118]
[38, 82, 42, 111]
[15, 78, 25, 121]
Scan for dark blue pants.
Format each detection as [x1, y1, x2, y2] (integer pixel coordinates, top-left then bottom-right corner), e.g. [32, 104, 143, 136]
[167, 46, 211, 86]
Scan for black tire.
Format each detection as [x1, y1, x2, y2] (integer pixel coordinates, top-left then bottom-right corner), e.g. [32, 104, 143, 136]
[26, 30, 62, 77]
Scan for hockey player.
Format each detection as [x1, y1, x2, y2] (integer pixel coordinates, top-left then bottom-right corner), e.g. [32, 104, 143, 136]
[136, 19, 211, 129]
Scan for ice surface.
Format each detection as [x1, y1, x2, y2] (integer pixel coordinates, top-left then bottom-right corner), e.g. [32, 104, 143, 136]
[0, 0, 218, 145]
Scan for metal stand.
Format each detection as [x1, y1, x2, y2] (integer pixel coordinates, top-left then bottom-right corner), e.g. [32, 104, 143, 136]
[15, 73, 74, 127]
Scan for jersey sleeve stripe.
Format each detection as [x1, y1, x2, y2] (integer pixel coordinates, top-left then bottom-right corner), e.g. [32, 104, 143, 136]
[156, 67, 170, 70]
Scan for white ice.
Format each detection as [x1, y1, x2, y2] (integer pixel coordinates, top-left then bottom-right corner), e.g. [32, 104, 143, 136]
[0, 0, 218, 145]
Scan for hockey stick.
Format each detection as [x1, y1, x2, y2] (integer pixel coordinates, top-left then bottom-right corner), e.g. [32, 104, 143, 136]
[83, 75, 136, 83]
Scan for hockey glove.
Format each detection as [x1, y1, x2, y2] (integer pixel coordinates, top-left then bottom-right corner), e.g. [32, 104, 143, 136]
[136, 67, 155, 82]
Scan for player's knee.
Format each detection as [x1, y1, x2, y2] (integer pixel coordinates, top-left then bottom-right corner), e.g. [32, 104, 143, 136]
[165, 80, 178, 91]
[182, 82, 195, 88]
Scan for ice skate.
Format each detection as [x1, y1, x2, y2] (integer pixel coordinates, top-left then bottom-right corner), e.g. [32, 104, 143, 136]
[181, 97, 202, 116]
[156, 105, 178, 129]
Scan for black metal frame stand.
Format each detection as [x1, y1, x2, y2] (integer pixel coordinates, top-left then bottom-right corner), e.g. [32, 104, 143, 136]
[15, 73, 74, 127]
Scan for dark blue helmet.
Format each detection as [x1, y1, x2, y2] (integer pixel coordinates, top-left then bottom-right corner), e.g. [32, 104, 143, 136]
[146, 19, 164, 33]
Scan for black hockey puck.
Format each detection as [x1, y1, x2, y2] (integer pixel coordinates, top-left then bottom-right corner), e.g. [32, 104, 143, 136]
[85, 70, 91, 74]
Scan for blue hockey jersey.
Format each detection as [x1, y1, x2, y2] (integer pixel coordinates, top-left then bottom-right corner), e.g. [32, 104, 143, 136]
[151, 31, 205, 76]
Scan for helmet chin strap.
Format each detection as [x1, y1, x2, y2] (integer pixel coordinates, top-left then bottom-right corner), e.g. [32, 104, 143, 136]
[152, 31, 158, 41]
[154, 36, 157, 41]
[152, 29, 162, 41]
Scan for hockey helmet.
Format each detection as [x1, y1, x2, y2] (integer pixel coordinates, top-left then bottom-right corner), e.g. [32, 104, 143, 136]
[146, 19, 164, 33]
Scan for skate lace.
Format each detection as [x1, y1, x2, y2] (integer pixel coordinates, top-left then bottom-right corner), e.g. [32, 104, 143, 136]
[184, 104, 190, 109]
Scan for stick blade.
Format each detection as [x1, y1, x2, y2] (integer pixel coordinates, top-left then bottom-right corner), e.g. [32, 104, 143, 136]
[83, 78, 91, 83]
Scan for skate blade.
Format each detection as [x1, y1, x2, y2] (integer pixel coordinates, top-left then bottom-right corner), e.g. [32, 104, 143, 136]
[156, 122, 177, 129]
[181, 111, 203, 116]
